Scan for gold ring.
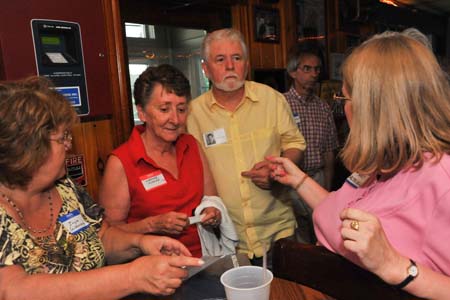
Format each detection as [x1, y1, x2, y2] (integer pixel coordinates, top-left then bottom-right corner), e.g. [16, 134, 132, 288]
[350, 220, 360, 231]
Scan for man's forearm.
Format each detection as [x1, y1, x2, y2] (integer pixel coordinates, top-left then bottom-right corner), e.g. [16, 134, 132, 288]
[281, 148, 303, 165]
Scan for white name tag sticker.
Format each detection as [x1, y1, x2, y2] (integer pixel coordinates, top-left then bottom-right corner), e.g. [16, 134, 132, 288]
[203, 128, 227, 147]
[59, 210, 90, 234]
[293, 113, 301, 125]
[140, 170, 167, 191]
[346, 172, 371, 188]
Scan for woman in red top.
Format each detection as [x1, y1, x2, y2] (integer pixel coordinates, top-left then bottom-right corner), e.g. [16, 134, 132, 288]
[99, 65, 221, 257]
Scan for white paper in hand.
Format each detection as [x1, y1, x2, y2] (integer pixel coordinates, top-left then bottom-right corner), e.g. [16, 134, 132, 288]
[188, 214, 205, 225]
[186, 255, 224, 279]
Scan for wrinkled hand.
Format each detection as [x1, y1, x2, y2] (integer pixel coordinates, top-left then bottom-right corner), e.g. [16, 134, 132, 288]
[266, 156, 305, 188]
[138, 235, 192, 257]
[340, 208, 402, 280]
[129, 255, 204, 296]
[148, 212, 189, 235]
[200, 207, 222, 227]
[241, 161, 272, 190]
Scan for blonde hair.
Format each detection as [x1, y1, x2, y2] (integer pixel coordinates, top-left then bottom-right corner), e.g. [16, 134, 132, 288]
[341, 29, 450, 175]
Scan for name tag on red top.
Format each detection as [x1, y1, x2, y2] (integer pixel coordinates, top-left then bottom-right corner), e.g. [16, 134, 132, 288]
[140, 170, 167, 191]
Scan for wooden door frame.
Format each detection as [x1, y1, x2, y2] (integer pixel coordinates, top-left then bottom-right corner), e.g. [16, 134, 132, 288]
[102, 0, 133, 146]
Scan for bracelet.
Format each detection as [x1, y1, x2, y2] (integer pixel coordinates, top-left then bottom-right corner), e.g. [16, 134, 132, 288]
[295, 174, 309, 190]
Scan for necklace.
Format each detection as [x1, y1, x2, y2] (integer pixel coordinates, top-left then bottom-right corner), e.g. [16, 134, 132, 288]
[1, 190, 54, 234]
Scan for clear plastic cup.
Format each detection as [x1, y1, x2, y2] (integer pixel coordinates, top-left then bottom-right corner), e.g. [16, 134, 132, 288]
[220, 266, 273, 300]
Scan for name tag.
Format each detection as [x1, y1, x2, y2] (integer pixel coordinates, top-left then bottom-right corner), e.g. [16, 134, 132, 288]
[346, 172, 371, 188]
[203, 128, 227, 147]
[59, 210, 90, 234]
[293, 113, 301, 125]
[140, 170, 167, 191]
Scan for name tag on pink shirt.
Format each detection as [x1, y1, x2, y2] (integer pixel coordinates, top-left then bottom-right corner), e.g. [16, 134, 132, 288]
[140, 170, 167, 191]
[346, 172, 370, 188]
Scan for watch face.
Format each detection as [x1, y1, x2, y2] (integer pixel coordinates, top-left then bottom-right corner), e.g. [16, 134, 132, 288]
[408, 265, 419, 277]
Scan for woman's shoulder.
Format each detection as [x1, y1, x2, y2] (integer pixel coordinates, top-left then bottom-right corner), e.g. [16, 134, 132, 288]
[178, 133, 199, 145]
[420, 153, 450, 179]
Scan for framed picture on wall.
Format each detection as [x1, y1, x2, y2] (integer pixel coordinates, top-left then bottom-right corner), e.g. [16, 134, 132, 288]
[329, 52, 345, 80]
[296, 0, 326, 42]
[254, 6, 280, 43]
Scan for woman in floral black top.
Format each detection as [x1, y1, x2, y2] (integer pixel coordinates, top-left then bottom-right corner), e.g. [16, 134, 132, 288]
[0, 77, 203, 299]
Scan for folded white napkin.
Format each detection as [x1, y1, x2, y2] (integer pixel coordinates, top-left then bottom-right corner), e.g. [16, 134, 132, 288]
[194, 195, 239, 256]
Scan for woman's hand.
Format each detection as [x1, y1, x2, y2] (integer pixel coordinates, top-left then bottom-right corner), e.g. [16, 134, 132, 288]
[138, 235, 192, 257]
[200, 207, 221, 227]
[129, 255, 204, 296]
[147, 212, 189, 235]
[266, 156, 306, 188]
[340, 208, 406, 283]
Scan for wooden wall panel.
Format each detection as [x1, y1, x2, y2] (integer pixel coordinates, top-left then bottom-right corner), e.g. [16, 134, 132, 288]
[232, 0, 296, 71]
[71, 119, 114, 201]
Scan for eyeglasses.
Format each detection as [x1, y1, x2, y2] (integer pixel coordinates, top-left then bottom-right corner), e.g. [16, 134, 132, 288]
[50, 130, 73, 145]
[298, 65, 321, 73]
[333, 92, 351, 102]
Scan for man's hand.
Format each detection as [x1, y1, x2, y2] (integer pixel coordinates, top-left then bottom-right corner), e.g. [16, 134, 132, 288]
[241, 161, 272, 190]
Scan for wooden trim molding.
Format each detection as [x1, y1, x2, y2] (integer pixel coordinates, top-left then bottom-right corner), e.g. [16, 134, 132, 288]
[102, 0, 133, 147]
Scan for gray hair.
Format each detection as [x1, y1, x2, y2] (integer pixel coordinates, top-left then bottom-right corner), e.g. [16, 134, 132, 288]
[366, 28, 432, 50]
[201, 28, 248, 61]
[402, 28, 432, 50]
[286, 41, 323, 73]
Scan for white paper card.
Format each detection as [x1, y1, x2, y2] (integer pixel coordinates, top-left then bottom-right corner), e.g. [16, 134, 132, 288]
[46, 52, 69, 64]
[188, 214, 205, 225]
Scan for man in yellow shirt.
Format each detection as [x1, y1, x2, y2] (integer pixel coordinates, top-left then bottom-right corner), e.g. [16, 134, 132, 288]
[187, 28, 306, 266]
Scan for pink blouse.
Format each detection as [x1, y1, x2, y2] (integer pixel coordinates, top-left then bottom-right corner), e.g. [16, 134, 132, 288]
[314, 154, 450, 276]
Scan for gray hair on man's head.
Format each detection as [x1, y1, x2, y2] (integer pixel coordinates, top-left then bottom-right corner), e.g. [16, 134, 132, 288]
[201, 28, 248, 61]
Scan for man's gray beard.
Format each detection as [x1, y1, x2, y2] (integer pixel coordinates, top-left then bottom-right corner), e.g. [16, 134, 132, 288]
[213, 78, 246, 92]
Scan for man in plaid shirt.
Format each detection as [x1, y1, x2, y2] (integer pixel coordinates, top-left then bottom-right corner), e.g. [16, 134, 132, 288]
[284, 41, 338, 243]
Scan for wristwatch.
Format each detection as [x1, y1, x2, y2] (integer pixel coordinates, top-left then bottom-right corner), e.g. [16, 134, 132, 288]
[394, 259, 419, 289]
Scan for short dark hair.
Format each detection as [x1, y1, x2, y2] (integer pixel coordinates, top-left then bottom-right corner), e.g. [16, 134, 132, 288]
[286, 40, 324, 73]
[133, 64, 191, 108]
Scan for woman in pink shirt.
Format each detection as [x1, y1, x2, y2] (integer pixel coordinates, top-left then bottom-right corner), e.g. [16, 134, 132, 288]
[269, 28, 450, 299]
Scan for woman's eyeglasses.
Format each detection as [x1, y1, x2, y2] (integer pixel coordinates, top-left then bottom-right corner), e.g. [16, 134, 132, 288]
[333, 92, 351, 102]
[50, 130, 73, 145]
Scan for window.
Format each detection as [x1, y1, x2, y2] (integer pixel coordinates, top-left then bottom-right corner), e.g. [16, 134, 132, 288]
[125, 25, 209, 125]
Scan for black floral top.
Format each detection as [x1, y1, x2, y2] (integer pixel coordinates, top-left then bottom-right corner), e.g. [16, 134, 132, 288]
[0, 178, 105, 274]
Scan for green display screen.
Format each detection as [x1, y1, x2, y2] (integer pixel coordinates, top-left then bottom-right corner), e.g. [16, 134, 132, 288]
[41, 36, 61, 46]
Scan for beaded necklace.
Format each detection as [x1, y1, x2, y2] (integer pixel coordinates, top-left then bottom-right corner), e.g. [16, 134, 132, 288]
[1, 191, 54, 234]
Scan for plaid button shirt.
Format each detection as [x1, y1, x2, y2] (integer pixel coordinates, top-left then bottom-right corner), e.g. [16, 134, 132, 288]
[284, 87, 338, 173]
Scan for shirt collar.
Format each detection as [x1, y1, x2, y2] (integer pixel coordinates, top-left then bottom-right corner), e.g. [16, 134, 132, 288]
[207, 81, 258, 110]
[288, 86, 316, 104]
[130, 125, 189, 168]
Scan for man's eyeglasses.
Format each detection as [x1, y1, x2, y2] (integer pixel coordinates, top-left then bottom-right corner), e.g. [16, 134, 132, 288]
[298, 65, 321, 73]
[333, 92, 351, 102]
[50, 130, 73, 145]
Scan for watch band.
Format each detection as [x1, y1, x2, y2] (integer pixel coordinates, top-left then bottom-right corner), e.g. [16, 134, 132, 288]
[394, 259, 418, 289]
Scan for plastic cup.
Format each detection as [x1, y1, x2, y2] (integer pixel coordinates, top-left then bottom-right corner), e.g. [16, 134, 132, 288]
[220, 266, 273, 300]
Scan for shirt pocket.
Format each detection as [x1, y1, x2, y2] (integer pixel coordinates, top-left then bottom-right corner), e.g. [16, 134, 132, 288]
[249, 126, 280, 160]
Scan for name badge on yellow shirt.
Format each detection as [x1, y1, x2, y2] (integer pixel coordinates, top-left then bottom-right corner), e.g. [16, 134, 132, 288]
[203, 128, 227, 147]
[140, 170, 167, 191]
[293, 113, 301, 125]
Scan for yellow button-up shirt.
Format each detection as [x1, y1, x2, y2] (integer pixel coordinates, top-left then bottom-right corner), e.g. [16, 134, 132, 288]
[187, 81, 306, 258]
